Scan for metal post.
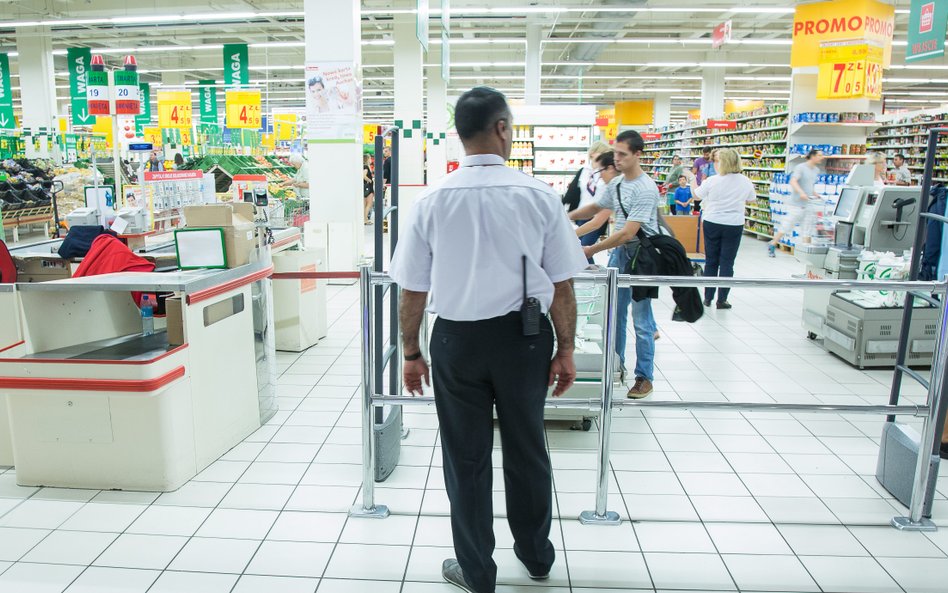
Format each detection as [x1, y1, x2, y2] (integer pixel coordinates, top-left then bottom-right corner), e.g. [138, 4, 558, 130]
[350, 265, 390, 519]
[887, 128, 942, 422]
[892, 287, 948, 531]
[580, 267, 621, 526]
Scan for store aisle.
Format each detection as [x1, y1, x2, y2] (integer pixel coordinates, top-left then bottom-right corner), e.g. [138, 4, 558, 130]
[1, 237, 948, 593]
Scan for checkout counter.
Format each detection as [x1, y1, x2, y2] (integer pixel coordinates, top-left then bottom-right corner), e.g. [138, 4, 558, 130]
[799, 171, 936, 368]
[0, 210, 327, 490]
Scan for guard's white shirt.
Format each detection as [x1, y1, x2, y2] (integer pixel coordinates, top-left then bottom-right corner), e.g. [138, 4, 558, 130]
[389, 153, 588, 321]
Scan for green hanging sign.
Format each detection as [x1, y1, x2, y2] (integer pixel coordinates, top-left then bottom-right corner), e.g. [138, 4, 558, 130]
[0, 53, 13, 130]
[907, 0, 948, 62]
[135, 82, 151, 134]
[199, 80, 218, 124]
[67, 48, 93, 125]
[223, 44, 249, 88]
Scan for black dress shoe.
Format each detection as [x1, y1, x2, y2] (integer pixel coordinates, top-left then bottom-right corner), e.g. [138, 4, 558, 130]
[716, 301, 732, 310]
[703, 299, 712, 307]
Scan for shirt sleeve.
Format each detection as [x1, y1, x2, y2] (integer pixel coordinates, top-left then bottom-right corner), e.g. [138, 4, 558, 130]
[743, 176, 757, 202]
[542, 197, 589, 283]
[692, 175, 713, 200]
[388, 201, 433, 292]
[596, 179, 617, 210]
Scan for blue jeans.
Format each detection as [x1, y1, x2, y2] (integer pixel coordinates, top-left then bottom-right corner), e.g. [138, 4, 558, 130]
[607, 246, 656, 382]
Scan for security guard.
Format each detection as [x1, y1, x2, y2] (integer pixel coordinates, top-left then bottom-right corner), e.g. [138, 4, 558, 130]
[389, 87, 588, 593]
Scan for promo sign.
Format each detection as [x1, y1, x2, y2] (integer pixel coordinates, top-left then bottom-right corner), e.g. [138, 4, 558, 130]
[86, 70, 110, 116]
[67, 48, 93, 125]
[712, 20, 732, 49]
[816, 40, 883, 100]
[113, 70, 140, 115]
[791, 0, 895, 67]
[0, 54, 13, 129]
[223, 43, 249, 88]
[642, 133, 662, 140]
[907, 0, 948, 62]
[225, 90, 262, 129]
[157, 90, 193, 129]
[707, 120, 737, 130]
[199, 80, 218, 124]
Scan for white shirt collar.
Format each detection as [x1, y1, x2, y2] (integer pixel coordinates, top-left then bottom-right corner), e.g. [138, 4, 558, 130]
[461, 154, 505, 167]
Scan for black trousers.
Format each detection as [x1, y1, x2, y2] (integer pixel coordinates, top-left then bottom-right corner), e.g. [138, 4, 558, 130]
[430, 312, 556, 593]
[703, 220, 744, 303]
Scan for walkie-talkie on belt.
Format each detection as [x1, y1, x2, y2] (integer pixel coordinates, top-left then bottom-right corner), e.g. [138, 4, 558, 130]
[521, 255, 540, 336]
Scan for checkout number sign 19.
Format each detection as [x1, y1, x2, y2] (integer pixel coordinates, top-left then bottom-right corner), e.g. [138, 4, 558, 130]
[817, 41, 883, 100]
[157, 91, 193, 129]
[226, 90, 262, 129]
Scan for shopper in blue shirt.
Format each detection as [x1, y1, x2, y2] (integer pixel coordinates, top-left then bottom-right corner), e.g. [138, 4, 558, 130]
[673, 175, 693, 214]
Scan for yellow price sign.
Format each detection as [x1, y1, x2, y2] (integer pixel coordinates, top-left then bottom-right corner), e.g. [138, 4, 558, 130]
[180, 129, 192, 146]
[157, 91, 193, 129]
[363, 124, 379, 145]
[273, 113, 298, 141]
[143, 127, 162, 147]
[817, 41, 883, 100]
[226, 90, 262, 129]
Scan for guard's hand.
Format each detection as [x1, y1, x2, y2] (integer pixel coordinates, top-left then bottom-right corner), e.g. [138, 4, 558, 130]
[582, 245, 597, 260]
[404, 358, 430, 396]
[549, 350, 577, 397]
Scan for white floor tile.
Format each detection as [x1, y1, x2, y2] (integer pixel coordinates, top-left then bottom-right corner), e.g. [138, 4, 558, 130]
[268, 511, 347, 543]
[340, 514, 418, 546]
[126, 505, 211, 537]
[232, 574, 319, 593]
[567, 550, 651, 589]
[757, 497, 839, 524]
[196, 508, 278, 540]
[849, 526, 947, 558]
[169, 536, 260, 573]
[324, 543, 411, 580]
[645, 552, 735, 590]
[873, 557, 948, 593]
[0, 527, 49, 561]
[705, 523, 792, 555]
[64, 567, 159, 593]
[93, 534, 188, 570]
[690, 495, 769, 523]
[153, 481, 231, 508]
[318, 579, 403, 593]
[801, 556, 902, 593]
[245, 540, 334, 578]
[59, 503, 147, 533]
[723, 554, 819, 592]
[22, 530, 117, 565]
[634, 522, 716, 553]
[560, 519, 638, 552]
[0, 562, 84, 593]
[0, 500, 83, 529]
[777, 524, 869, 556]
[148, 570, 239, 593]
[220, 484, 295, 511]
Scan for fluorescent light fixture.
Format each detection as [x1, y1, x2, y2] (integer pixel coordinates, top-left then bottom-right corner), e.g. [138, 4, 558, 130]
[605, 88, 689, 93]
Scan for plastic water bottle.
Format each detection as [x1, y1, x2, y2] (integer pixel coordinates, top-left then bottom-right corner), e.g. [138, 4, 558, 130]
[141, 295, 155, 337]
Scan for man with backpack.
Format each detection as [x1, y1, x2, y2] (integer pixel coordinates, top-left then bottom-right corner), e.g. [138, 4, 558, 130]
[568, 130, 660, 398]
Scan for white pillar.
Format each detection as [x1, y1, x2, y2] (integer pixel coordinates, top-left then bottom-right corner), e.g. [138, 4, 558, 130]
[394, 5, 426, 218]
[701, 67, 725, 120]
[525, 23, 542, 105]
[304, 0, 364, 270]
[427, 46, 449, 184]
[654, 93, 672, 128]
[16, 27, 57, 158]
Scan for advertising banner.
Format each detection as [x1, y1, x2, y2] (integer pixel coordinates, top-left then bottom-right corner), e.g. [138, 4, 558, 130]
[0, 54, 13, 129]
[305, 62, 362, 143]
[816, 40, 884, 100]
[223, 43, 249, 88]
[199, 80, 218, 124]
[907, 0, 948, 62]
[791, 0, 895, 67]
[67, 48, 93, 125]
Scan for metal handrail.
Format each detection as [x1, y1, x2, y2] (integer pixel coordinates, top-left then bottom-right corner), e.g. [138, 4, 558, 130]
[355, 265, 948, 532]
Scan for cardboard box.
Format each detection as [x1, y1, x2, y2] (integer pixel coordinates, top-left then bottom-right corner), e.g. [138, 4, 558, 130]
[182, 204, 257, 269]
[165, 295, 184, 347]
[14, 256, 73, 283]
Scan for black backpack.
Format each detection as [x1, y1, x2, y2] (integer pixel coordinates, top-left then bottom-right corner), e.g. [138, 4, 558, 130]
[561, 169, 584, 212]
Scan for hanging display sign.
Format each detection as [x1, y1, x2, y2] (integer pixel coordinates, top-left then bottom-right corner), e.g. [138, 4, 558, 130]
[225, 90, 262, 129]
[417, 0, 430, 53]
[135, 83, 151, 132]
[907, 0, 948, 62]
[712, 20, 732, 49]
[441, 0, 450, 81]
[707, 120, 737, 130]
[363, 124, 380, 145]
[816, 40, 883, 100]
[113, 70, 140, 115]
[67, 48, 93, 126]
[305, 62, 362, 143]
[791, 0, 895, 67]
[223, 43, 249, 88]
[199, 80, 218, 124]
[0, 54, 13, 129]
[142, 127, 161, 147]
[157, 90, 193, 129]
[274, 113, 299, 140]
[86, 70, 110, 116]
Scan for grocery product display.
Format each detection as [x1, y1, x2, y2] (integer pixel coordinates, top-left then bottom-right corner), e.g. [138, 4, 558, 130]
[511, 123, 594, 193]
[867, 112, 948, 184]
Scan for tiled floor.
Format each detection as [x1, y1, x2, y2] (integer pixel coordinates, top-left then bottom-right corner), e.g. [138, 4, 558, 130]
[2, 237, 948, 592]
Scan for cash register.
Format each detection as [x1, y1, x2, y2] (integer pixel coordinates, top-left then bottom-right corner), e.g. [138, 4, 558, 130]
[799, 166, 934, 368]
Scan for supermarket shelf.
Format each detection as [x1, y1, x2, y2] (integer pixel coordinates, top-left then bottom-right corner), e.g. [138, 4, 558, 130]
[731, 110, 789, 124]
[746, 204, 770, 212]
[789, 121, 879, 135]
[533, 170, 577, 175]
[746, 216, 773, 225]
[750, 179, 772, 185]
[744, 228, 775, 239]
[694, 124, 788, 140]
[740, 154, 787, 159]
[867, 143, 948, 149]
[743, 167, 784, 172]
[693, 140, 787, 148]
[873, 118, 948, 131]
[756, 193, 771, 199]
[533, 146, 592, 151]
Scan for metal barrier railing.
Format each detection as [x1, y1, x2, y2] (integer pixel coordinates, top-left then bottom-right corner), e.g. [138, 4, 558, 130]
[354, 265, 948, 532]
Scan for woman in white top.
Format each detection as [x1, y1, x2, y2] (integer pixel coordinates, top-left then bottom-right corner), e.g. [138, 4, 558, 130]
[575, 141, 612, 261]
[866, 151, 888, 187]
[687, 148, 756, 309]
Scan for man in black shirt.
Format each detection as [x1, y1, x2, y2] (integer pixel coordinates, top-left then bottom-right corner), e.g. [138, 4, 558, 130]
[382, 146, 392, 185]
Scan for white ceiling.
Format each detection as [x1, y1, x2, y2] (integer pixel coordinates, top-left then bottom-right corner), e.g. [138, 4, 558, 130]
[0, 0, 945, 123]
